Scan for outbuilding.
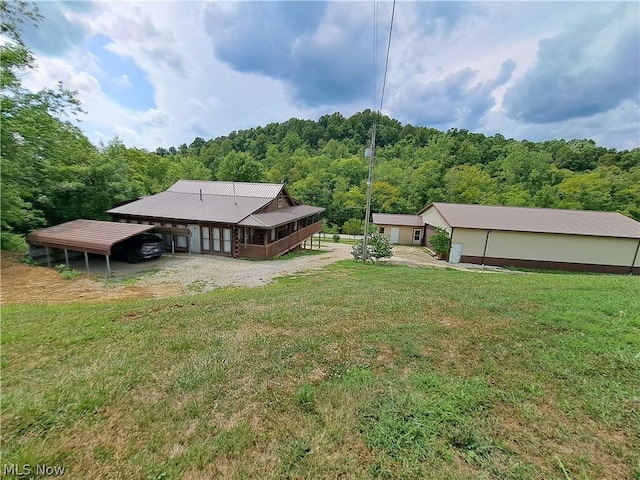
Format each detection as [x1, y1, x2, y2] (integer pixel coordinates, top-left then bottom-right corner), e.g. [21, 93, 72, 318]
[371, 213, 425, 245]
[25, 219, 168, 275]
[374, 203, 640, 274]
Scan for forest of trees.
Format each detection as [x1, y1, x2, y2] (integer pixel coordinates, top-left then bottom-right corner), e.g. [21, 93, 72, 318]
[2, 2, 639, 249]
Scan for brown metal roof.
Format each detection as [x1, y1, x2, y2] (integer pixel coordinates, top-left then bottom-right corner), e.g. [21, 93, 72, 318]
[108, 192, 273, 224]
[168, 180, 284, 198]
[372, 213, 424, 227]
[423, 203, 640, 239]
[26, 220, 156, 255]
[238, 205, 325, 228]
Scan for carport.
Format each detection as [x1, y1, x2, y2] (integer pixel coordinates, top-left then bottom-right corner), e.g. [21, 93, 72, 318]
[26, 219, 161, 276]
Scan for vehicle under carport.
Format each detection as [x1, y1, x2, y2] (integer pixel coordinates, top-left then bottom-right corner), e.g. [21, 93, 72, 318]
[25, 219, 190, 276]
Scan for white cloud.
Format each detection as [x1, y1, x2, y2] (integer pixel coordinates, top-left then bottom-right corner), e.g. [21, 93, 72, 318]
[19, 1, 639, 151]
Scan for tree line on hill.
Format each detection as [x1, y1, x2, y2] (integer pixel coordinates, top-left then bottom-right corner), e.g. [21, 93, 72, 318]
[2, 2, 639, 249]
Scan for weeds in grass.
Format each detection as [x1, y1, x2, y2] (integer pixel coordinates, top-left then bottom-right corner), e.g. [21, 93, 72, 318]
[54, 263, 80, 280]
[278, 439, 311, 475]
[294, 383, 316, 412]
[186, 280, 207, 293]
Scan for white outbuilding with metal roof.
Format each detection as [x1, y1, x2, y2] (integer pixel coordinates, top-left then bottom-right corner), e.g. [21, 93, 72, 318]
[419, 203, 640, 274]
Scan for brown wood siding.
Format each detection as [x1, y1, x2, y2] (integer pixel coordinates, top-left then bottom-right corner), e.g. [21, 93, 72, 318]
[460, 255, 640, 275]
[262, 193, 294, 212]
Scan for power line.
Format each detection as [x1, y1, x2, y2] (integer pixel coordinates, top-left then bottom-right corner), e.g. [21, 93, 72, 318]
[378, 0, 396, 114]
[363, 0, 396, 263]
[372, 0, 378, 110]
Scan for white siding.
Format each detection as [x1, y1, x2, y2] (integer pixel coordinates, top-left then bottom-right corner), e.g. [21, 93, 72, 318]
[472, 230, 639, 267]
[451, 229, 489, 257]
[421, 207, 450, 232]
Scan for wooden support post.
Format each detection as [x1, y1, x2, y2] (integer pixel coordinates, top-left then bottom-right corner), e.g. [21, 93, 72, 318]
[172, 239, 175, 255]
[84, 251, 90, 272]
[45, 246, 51, 268]
[64, 249, 70, 267]
[106, 255, 111, 277]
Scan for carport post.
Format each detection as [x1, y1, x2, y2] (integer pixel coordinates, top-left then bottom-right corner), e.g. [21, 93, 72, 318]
[84, 251, 90, 272]
[64, 249, 69, 267]
[45, 246, 51, 268]
[172, 239, 175, 255]
[105, 255, 111, 277]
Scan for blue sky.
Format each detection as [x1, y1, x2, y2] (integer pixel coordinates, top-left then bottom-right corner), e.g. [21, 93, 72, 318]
[18, 1, 640, 150]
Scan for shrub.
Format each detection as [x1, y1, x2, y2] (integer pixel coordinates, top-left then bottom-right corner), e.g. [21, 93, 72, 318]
[352, 233, 393, 263]
[54, 264, 80, 280]
[1, 232, 27, 252]
[430, 227, 451, 259]
[332, 233, 341, 243]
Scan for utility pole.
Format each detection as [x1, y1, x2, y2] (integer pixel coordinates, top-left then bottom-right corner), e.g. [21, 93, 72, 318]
[363, 121, 377, 263]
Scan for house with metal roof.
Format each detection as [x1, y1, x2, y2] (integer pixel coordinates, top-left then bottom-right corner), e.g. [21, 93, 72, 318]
[373, 203, 640, 274]
[107, 180, 324, 259]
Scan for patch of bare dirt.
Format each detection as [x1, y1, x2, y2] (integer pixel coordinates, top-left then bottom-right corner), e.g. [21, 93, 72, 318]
[1, 244, 508, 305]
[1, 253, 181, 304]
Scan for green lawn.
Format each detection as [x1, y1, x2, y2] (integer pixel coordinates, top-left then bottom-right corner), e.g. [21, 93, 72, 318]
[2, 262, 639, 479]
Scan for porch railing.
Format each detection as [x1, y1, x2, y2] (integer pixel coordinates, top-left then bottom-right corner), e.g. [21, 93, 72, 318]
[237, 220, 323, 259]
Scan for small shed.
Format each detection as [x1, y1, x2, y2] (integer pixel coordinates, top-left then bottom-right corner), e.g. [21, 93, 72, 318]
[372, 213, 425, 245]
[26, 219, 161, 275]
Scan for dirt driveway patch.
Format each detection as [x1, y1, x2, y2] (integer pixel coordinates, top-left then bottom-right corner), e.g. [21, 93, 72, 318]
[1, 244, 353, 304]
[1, 244, 506, 304]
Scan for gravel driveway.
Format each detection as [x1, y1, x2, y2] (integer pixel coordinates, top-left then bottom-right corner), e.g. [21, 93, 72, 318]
[102, 242, 505, 295]
[129, 243, 354, 293]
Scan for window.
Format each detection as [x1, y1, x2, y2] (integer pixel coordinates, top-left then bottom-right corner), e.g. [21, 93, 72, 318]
[413, 229, 422, 241]
[271, 228, 276, 241]
[223, 228, 232, 253]
[212, 228, 221, 251]
[379, 227, 385, 234]
[202, 227, 210, 251]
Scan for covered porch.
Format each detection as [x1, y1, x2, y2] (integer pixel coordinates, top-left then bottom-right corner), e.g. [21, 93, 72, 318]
[236, 206, 324, 259]
[237, 219, 323, 259]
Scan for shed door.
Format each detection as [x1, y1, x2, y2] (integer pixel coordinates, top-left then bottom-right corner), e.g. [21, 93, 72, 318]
[412, 228, 422, 245]
[390, 227, 400, 244]
[450, 243, 463, 264]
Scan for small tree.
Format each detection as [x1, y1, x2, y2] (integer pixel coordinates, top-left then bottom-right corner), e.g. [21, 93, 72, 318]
[351, 233, 393, 263]
[342, 218, 365, 240]
[429, 227, 451, 259]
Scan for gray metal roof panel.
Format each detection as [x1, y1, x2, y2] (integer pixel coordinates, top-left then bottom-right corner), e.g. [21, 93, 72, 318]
[238, 205, 325, 228]
[428, 203, 640, 239]
[168, 180, 284, 198]
[108, 192, 272, 224]
[26, 219, 155, 255]
[372, 213, 424, 227]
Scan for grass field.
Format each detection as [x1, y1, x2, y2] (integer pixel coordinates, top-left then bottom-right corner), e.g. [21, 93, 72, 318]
[2, 262, 639, 479]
